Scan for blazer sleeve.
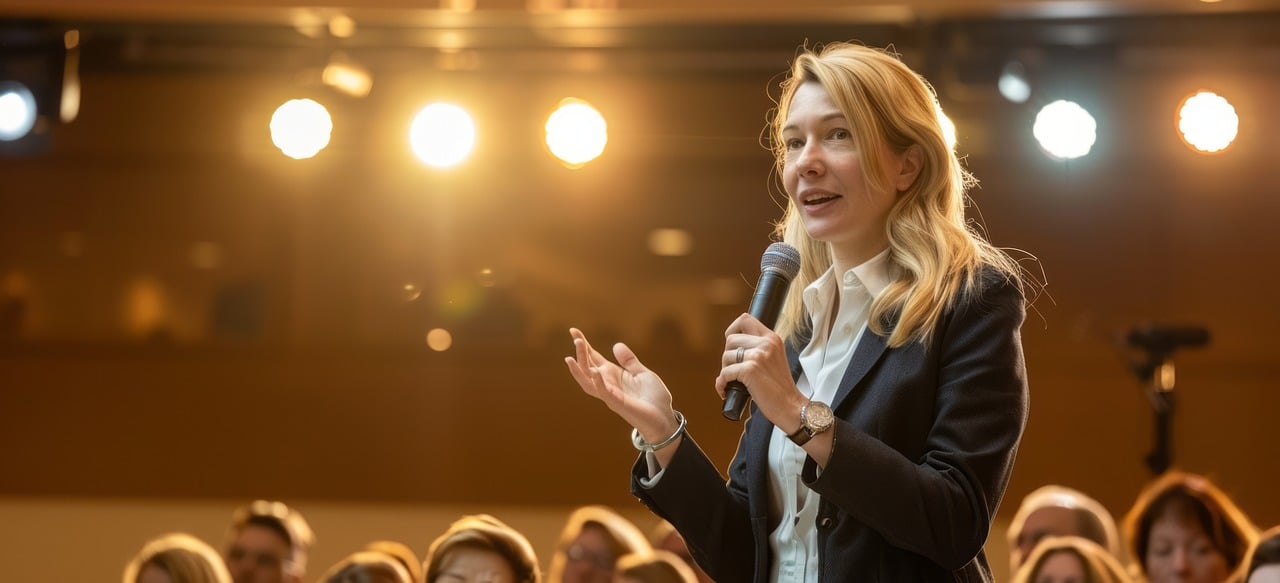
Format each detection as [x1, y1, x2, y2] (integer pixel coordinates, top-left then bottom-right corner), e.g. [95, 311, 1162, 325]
[630, 417, 763, 583]
[800, 274, 1030, 570]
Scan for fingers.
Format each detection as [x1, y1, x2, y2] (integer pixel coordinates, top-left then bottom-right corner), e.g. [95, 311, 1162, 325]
[724, 312, 768, 336]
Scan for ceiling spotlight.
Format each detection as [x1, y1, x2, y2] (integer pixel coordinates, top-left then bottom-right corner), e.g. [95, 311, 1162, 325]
[0, 81, 38, 141]
[545, 98, 608, 168]
[1177, 91, 1237, 154]
[1033, 100, 1097, 160]
[998, 60, 1032, 104]
[322, 52, 373, 98]
[409, 102, 476, 168]
[269, 98, 333, 159]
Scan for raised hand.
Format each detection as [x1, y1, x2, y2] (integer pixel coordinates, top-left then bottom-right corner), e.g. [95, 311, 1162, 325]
[564, 327, 681, 444]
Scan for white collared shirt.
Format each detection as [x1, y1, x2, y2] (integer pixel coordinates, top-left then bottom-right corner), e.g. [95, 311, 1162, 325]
[766, 249, 890, 583]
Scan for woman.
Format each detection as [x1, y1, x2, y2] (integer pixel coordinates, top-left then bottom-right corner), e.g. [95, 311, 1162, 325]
[565, 42, 1031, 581]
[422, 514, 541, 583]
[1011, 536, 1132, 583]
[1240, 526, 1280, 583]
[614, 550, 699, 583]
[548, 505, 651, 583]
[1123, 471, 1257, 583]
[123, 533, 232, 583]
[318, 550, 415, 583]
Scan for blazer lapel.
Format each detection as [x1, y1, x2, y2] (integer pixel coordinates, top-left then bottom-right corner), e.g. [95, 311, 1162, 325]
[831, 327, 888, 411]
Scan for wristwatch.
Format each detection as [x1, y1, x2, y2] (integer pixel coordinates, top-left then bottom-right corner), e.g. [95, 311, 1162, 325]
[787, 400, 834, 446]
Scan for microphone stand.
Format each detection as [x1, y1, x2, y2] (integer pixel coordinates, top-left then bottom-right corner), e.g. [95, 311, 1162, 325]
[1126, 324, 1209, 476]
[1133, 351, 1176, 476]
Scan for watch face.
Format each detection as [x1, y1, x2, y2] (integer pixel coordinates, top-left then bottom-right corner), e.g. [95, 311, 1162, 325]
[805, 401, 835, 433]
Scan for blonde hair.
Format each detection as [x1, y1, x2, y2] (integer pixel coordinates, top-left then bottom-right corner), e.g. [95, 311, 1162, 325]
[1010, 536, 1132, 583]
[122, 533, 232, 583]
[423, 514, 541, 583]
[1008, 485, 1123, 559]
[364, 540, 424, 583]
[769, 42, 1024, 347]
[319, 551, 415, 583]
[548, 505, 652, 581]
[615, 550, 698, 583]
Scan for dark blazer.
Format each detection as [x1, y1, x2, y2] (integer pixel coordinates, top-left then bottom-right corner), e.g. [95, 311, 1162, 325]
[631, 270, 1029, 583]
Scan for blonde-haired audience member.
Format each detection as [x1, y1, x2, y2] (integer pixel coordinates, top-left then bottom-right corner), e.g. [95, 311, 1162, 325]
[318, 550, 414, 583]
[1008, 485, 1123, 571]
[614, 551, 698, 583]
[1011, 536, 1131, 583]
[648, 521, 712, 583]
[364, 540, 424, 583]
[423, 514, 540, 583]
[1240, 526, 1280, 583]
[124, 532, 233, 583]
[1124, 471, 1258, 583]
[549, 505, 651, 583]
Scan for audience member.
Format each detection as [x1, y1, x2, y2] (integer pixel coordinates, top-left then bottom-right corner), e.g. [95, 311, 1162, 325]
[365, 540, 424, 583]
[1240, 526, 1280, 583]
[223, 500, 314, 583]
[614, 550, 698, 583]
[548, 505, 651, 583]
[422, 514, 540, 583]
[648, 521, 712, 583]
[318, 550, 415, 583]
[1010, 536, 1131, 583]
[1008, 485, 1123, 571]
[1123, 471, 1258, 583]
[124, 532, 233, 583]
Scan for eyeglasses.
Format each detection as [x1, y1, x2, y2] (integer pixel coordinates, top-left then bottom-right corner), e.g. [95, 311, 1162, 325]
[564, 544, 616, 571]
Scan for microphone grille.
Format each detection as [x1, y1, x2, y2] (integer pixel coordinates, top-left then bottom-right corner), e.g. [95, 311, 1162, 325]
[760, 242, 801, 280]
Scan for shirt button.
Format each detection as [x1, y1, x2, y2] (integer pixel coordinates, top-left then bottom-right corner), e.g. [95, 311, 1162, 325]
[843, 272, 856, 285]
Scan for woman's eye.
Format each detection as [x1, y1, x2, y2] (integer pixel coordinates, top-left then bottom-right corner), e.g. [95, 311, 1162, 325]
[831, 128, 850, 140]
[786, 138, 804, 150]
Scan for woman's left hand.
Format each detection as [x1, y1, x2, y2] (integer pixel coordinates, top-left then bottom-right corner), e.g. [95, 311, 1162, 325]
[717, 313, 807, 431]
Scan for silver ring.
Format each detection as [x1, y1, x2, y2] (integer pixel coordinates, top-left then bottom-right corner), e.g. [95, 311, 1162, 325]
[736, 346, 745, 364]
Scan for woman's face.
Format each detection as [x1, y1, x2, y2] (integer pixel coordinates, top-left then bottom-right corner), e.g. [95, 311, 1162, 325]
[135, 563, 172, 583]
[1033, 550, 1087, 583]
[781, 81, 904, 266]
[1145, 514, 1231, 583]
[435, 547, 516, 583]
[560, 524, 618, 583]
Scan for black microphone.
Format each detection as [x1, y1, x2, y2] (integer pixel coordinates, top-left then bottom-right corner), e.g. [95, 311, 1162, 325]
[723, 242, 802, 421]
[1126, 324, 1210, 354]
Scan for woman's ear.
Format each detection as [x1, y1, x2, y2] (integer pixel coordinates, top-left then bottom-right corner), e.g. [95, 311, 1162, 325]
[894, 144, 924, 193]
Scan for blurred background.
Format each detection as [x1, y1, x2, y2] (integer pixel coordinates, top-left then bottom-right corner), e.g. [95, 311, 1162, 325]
[1, 0, 1278, 580]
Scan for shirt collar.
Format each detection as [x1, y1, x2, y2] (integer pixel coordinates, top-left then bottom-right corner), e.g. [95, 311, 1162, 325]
[801, 248, 892, 319]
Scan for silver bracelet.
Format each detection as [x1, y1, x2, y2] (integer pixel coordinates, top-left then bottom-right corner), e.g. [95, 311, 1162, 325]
[630, 411, 686, 453]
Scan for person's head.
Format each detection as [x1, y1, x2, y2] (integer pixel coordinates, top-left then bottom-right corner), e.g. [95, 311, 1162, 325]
[1240, 525, 1280, 583]
[768, 41, 1022, 347]
[613, 550, 697, 583]
[224, 500, 314, 583]
[422, 514, 540, 583]
[647, 521, 710, 583]
[1124, 471, 1258, 583]
[365, 541, 424, 583]
[549, 505, 651, 583]
[1009, 536, 1131, 583]
[1008, 485, 1123, 571]
[319, 551, 415, 583]
[123, 532, 233, 583]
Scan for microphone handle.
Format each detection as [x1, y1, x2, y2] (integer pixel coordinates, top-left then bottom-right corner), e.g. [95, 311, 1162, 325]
[722, 270, 791, 421]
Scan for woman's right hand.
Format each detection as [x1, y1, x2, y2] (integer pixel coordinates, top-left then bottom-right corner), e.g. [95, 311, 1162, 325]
[564, 327, 680, 444]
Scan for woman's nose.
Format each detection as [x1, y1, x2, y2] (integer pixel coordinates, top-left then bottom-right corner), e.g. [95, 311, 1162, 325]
[795, 142, 824, 176]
